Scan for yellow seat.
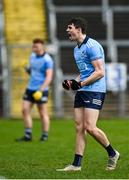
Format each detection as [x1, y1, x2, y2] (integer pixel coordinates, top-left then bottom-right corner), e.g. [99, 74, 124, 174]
[4, 0, 47, 44]
[4, 0, 53, 117]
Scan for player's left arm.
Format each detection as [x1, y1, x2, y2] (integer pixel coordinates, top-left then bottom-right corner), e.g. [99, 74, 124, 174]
[75, 74, 81, 82]
[40, 56, 54, 91]
[40, 68, 53, 91]
[81, 59, 104, 87]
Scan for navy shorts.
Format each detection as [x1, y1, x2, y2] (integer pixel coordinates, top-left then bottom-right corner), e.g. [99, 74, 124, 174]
[23, 89, 49, 104]
[74, 91, 106, 110]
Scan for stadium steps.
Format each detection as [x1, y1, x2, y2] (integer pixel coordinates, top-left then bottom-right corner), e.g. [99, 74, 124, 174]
[3, 0, 53, 117]
[4, 0, 47, 44]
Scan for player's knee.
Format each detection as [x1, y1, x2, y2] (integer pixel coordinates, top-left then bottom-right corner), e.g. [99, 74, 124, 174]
[40, 113, 45, 120]
[85, 126, 95, 135]
[75, 121, 83, 133]
[40, 111, 48, 120]
[22, 107, 30, 115]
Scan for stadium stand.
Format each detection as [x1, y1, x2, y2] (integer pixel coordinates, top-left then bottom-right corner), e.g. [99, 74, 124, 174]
[4, 0, 47, 44]
[3, 0, 51, 117]
[48, 0, 129, 118]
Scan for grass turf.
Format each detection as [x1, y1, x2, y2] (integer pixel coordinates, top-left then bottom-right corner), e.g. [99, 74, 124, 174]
[0, 118, 129, 179]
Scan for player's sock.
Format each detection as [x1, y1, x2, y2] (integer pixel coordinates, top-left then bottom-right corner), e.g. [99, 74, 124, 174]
[43, 131, 48, 138]
[40, 131, 48, 141]
[105, 144, 116, 157]
[25, 128, 32, 139]
[72, 154, 83, 167]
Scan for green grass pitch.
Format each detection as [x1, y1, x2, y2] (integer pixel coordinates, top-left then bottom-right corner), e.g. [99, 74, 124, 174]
[0, 118, 129, 179]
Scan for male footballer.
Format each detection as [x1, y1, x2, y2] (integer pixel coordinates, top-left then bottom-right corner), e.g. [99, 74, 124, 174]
[16, 38, 53, 142]
[59, 18, 120, 171]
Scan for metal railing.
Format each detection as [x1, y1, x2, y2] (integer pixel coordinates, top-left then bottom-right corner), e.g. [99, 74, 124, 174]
[46, 0, 129, 118]
[0, 0, 10, 117]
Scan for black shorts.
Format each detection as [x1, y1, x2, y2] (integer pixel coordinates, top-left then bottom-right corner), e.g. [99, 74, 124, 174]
[74, 91, 106, 110]
[23, 89, 49, 104]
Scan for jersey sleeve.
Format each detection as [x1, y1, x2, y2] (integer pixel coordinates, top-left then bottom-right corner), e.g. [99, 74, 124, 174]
[87, 44, 104, 61]
[45, 55, 54, 70]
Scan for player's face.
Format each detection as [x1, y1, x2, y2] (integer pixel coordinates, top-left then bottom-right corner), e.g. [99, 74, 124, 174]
[32, 43, 44, 54]
[66, 24, 80, 41]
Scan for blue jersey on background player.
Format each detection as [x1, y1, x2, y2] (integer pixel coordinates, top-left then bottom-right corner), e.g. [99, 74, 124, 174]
[74, 36, 106, 93]
[23, 39, 54, 105]
[23, 51, 54, 104]
[28, 52, 53, 91]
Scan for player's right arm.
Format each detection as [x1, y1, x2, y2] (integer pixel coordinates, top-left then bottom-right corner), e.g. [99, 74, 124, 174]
[24, 53, 34, 75]
[24, 64, 31, 74]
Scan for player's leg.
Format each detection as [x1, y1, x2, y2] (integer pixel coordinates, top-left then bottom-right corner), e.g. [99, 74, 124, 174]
[84, 108, 109, 146]
[37, 103, 50, 141]
[57, 92, 87, 171]
[57, 108, 85, 171]
[84, 108, 120, 170]
[16, 100, 33, 142]
[16, 89, 34, 142]
[72, 108, 86, 166]
[22, 100, 33, 129]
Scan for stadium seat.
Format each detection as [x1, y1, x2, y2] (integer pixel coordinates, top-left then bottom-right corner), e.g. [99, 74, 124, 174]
[4, 0, 47, 44]
[3, 0, 53, 117]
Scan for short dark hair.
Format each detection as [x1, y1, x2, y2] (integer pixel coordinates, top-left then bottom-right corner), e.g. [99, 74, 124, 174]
[67, 17, 87, 34]
[33, 38, 44, 44]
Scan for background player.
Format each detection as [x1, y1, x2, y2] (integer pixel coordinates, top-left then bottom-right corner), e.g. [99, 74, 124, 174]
[16, 38, 54, 142]
[59, 18, 120, 171]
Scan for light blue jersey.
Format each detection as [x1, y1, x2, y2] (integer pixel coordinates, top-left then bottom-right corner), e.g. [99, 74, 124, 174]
[27, 52, 53, 91]
[74, 36, 106, 93]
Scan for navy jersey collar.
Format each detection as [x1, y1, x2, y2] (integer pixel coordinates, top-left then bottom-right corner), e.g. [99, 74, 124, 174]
[36, 52, 46, 58]
[77, 36, 89, 48]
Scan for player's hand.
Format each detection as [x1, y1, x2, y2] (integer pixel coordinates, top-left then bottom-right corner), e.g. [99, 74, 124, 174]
[21, 61, 28, 68]
[32, 91, 42, 101]
[70, 79, 82, 90]
[24, 66, 31, 74]
[62, 80, 71, 90]
[21, 61, 31, 75]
